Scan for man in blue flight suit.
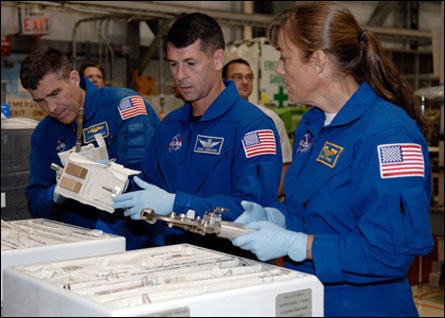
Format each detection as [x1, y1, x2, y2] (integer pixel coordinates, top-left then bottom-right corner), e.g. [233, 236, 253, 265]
[112, 13, 283, 257]
[20, 46, 162, 250]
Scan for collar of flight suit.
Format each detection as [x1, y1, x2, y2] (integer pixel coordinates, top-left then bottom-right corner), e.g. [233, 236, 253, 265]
[178, 80, 239, 123]
[306, 82, 379, 131]
[80, 77, 100, 122]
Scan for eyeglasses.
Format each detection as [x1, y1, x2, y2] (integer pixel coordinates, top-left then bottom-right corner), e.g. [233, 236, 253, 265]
[229, 74, 254, 81]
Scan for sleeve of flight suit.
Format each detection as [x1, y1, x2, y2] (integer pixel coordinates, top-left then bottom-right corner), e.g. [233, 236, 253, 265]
[114, 97, 160, 171]
[311, 126, 434, 284]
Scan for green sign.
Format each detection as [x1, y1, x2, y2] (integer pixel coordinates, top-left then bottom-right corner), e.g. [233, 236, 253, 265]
[274, 86, 288, 107]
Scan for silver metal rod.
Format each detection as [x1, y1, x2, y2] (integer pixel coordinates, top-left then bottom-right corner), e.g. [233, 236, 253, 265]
[75, 106, 85, 152]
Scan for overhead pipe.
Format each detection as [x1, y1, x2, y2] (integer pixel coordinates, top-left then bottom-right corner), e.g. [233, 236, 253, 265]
[96, 18, 115, 82]
[6, 1, 435, 44]
[243, 1, 253, 40]
[96, 19, 104, 67]
[137, 18, 172, 76]
[72, 15, 110, 71]
[105, 19, 115, 82]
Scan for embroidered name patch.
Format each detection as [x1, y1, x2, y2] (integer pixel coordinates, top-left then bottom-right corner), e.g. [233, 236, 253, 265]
[377, 143, 424, 178]
[242, 129, 276, 158]
[118, 96, 147, 120]
[316, 141, 343, 168]
[194, 135, 224, 155]
[83, 121, 109, 143]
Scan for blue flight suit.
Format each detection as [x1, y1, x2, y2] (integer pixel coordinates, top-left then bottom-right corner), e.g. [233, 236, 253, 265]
[25, 78, 163, 250]
[141, 81, 282, 256]
[277, 82, 433, 317]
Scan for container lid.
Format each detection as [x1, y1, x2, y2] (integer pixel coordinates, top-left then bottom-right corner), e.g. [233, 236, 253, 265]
[1, 117, 39, 129]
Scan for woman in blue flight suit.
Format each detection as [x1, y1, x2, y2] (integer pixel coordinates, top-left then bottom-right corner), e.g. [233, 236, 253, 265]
[231, 3, 434, 317]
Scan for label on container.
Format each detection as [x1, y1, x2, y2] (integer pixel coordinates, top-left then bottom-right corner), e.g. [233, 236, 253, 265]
[143, 306, 190, 317]
[276, 288, 312, 317]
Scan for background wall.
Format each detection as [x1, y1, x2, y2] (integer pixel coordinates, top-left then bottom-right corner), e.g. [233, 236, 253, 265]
[1, 1, 442, 115]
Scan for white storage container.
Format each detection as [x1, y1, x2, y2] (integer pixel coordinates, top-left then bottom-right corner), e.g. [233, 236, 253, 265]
[1, 218, 125, 304]
[3, 244, 323, 317]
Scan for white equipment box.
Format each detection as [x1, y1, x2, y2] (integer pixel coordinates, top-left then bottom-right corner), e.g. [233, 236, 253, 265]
[3, 244, 323, 317]
[1, 218, 125, 304]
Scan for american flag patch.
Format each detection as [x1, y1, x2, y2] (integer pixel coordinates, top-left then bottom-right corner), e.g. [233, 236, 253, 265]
[377, 143, 424, 178]
[118, 96, 147, 120]
[242, 129, 276, 158]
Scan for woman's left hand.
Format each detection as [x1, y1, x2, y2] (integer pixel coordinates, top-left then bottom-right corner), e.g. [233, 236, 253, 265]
[231, 221, 308, 262]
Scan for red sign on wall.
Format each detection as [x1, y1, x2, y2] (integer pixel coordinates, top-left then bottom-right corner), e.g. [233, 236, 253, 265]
[1, 35, 10, 56]
[21, 16, 51, 35]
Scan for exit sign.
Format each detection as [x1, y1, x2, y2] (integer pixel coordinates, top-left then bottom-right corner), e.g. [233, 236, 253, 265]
[21, 16, 51, 35]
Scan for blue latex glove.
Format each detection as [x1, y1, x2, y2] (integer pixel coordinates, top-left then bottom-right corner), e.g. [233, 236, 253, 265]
[232, 221, 308, 262]
[235, 200, 286, 228]
[112, 176, 176, 220]
[235, 201, 268, 224]
[48, 184, 66, 204]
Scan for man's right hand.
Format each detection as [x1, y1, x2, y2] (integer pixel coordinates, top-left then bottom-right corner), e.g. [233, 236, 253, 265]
[48, 184, 66, 204]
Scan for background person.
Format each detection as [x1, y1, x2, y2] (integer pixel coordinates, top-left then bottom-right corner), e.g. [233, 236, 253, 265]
[20, 46, 162, 250]
[223, 58, 292, 199]
[79, 61, 105, 88]
[231, 2, 433, 316]
[113, 13, 282, 258]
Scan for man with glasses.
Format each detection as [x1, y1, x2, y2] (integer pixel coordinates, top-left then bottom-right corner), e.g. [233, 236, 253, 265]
[223, 58, 292, 199]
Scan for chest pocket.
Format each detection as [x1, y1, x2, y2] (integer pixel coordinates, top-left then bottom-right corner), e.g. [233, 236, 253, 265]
[187, 146, 231, 194]
[299, 147, 351, 206]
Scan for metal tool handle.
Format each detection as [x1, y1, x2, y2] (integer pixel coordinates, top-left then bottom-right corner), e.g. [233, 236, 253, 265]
[218, 221, 254, 240]
[140, 209, 209, 233]
[140, 208, 255, 240]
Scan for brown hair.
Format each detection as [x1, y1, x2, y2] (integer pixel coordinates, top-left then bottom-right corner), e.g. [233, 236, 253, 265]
[222, 58, 251, 79]
[166, 12, 225, 56]
[79, 61, 105, 79]
[267, 2, 427, 137]
[20, 46, 72, 90]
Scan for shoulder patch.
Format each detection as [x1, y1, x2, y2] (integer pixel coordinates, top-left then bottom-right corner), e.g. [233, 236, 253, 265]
[377, 143, 424, 178]
[118, 96, 147, 120]
[242, 129, 276, 158]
